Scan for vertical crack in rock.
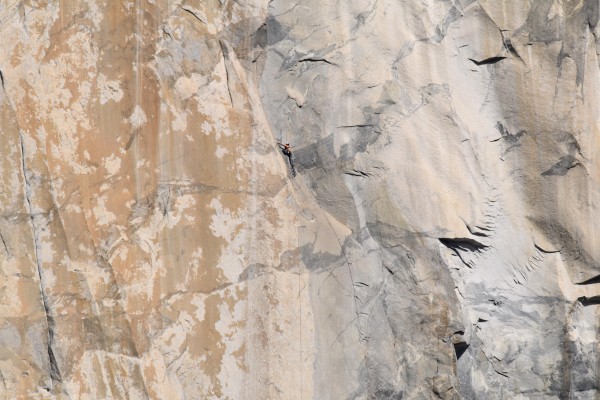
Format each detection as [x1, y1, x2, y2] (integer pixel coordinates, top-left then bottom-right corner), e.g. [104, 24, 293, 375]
[561, 303, 577, 399]
[219, 40, 235, 106]
[18, 133, 61, 387]
[323, 215, 365, 343]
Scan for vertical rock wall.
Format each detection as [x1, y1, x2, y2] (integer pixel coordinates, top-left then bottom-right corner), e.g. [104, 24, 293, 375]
[0, 0, 598, 399]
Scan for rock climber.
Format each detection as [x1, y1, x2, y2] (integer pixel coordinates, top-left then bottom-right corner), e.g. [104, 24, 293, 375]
[278, 142, 296, 176]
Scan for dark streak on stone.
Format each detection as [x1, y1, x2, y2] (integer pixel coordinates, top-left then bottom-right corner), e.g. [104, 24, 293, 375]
[125, 129, 139, 151]
[541, 155, 580, 176]
[219, 40, 235, 106]
[0, 230, 8, 256]
[503, 38, 526, 65]
[178, 5, 206, 24]
[344, 169, 371, 178]
[534, 243, 561, 254]
[383, 263, 395, 276]
[440, 238, 487, 269]
[495, 122, 526, 145]
[578, 296, 600, 306]
[576, 275, 600, 286]
[439, 238, 488, 252]
[298, 57, 337, 66]
[495, 370, 509, 378]
[465, 223, 489, 238]
[469, 56, 506, 66]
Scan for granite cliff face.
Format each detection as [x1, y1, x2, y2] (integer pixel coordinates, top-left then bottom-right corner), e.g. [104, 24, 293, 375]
[0, 0, 599, 399]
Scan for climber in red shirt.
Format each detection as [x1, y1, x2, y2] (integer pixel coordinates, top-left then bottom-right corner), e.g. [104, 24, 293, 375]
[278, 142, 296, 176]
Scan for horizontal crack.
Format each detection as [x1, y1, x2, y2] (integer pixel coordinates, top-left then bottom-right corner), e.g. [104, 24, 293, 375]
[439, 237, 488, 252]
[298, 57, 337, 66]
[578, 296, 600, 306]
[469, 56, 506, 66]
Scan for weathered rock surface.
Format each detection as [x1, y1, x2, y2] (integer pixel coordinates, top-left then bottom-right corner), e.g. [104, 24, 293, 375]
[0, 0, 599, 399]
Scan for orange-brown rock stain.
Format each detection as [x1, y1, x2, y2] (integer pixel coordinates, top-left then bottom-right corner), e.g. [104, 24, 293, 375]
[0, 0, 298, 397]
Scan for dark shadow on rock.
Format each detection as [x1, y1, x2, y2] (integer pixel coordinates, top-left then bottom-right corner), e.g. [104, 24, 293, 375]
[454, 342, 470, 360]
[292, 134, 335, 174]
[541, 155, 579, 176]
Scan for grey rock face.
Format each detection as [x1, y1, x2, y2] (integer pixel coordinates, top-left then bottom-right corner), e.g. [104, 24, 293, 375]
[261, 0, 600, 398]
[0, 0, 598, 399]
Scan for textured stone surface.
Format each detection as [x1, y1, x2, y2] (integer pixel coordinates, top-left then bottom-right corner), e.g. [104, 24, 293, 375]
[0, 0, 599, 399]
